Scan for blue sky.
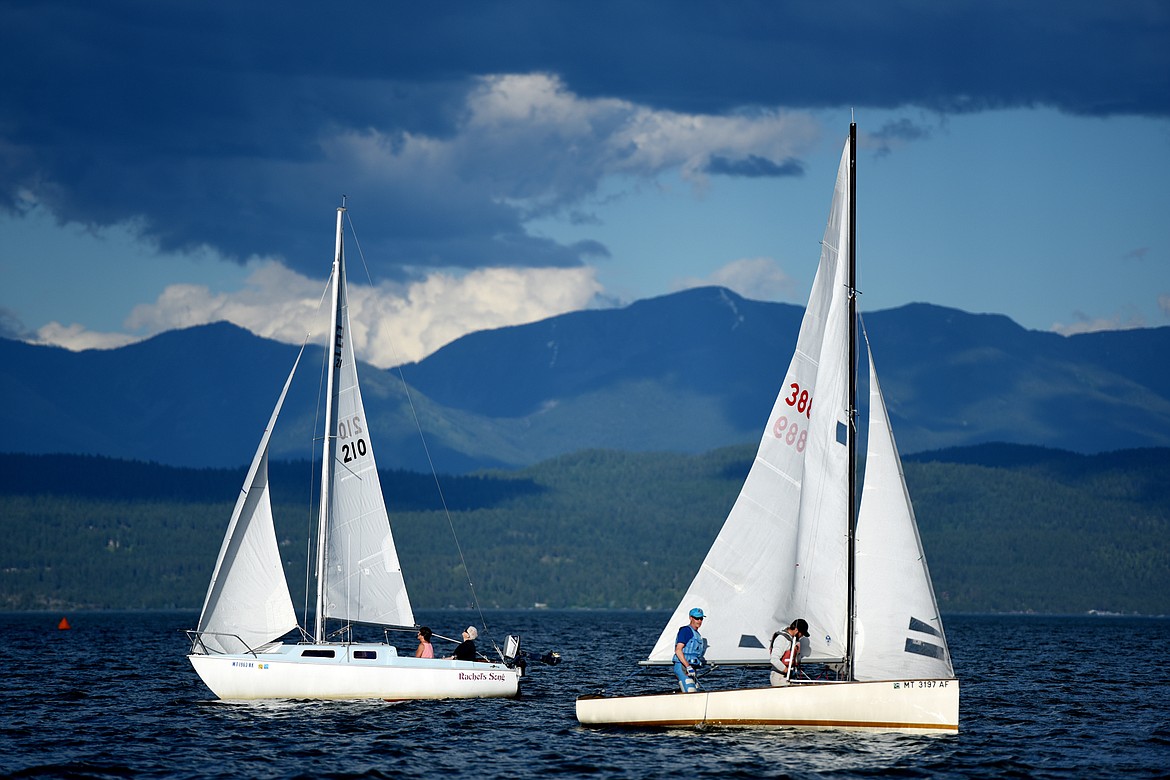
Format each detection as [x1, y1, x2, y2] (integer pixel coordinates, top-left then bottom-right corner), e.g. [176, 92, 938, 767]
[1, 1, 1167, 366]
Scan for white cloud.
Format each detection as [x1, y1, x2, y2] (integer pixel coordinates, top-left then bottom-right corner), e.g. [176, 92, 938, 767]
[33, 322, 137, 352]
[674, 256, 798, 302]
[124, 261, 329, 343]
[355, 265, 603, 367]
[1050, 310, 1147, 336]
[36, 260, 604, 366]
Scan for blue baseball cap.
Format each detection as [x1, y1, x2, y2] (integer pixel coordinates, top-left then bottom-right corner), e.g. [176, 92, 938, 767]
[689, 608, 705, 619]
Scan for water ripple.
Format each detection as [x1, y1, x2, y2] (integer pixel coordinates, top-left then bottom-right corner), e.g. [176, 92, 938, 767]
[1, 612, 1167, 779]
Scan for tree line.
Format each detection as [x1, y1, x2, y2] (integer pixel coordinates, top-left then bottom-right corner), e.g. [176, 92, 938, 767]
[0, 446, 1166, 615]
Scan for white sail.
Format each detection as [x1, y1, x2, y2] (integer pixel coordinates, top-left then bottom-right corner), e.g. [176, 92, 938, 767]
[854, 343, 953, 680]
[320, 224, 414, 629]
[648, 143, 854, 665]
[195, 351, 302, 655]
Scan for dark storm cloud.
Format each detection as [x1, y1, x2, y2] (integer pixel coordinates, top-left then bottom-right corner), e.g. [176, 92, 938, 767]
[0, 0, 1165, 279]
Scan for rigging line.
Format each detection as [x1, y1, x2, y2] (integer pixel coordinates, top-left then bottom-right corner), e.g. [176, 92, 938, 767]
[343, 210, 499, 652]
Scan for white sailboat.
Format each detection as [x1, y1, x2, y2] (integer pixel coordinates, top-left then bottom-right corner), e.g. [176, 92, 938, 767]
[187, 204, 520, 701]
[576, 124, 959, 733]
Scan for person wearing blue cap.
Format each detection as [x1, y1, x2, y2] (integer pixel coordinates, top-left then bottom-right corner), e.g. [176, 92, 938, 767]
[672, 607, 708, 693]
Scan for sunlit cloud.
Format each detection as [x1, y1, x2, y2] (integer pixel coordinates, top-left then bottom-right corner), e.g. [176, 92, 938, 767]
[35, 260, 605, 366]
[33, 322, 138, 351]
[674, 256, 798, 302]
[1050, 310, 1147, 336]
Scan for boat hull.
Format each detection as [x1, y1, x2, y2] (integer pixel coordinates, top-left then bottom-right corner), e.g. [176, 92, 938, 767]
[576, 678, 959, 734]
[189, 643, 519, 701]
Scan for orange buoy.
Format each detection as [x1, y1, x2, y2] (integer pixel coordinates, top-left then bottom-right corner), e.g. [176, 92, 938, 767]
[58, 617, 71, 630]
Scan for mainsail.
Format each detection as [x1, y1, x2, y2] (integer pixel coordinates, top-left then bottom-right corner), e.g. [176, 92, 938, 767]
[194, 350, 302, 654]
[319, 214, 414, 631]
[853, 342, 953, 680]
[647, 142, 855, 665]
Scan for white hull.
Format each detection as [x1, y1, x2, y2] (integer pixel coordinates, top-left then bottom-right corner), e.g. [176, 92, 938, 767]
[189, 643, 519, 701]
[576, 678, 959, 734]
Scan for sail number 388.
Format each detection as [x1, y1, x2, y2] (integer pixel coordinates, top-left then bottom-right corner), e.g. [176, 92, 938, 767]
[772, 415, 807, 452]
[772, 383, 813, 452]
[784, 383, 813, 418]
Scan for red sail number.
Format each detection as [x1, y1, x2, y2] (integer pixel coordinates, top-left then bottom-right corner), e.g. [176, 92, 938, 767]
[784, 382, 813, 419]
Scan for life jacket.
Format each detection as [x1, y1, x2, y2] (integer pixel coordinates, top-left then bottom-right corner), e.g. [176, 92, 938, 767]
[682, 629, 708, 664]
[774, 634, 799, 673]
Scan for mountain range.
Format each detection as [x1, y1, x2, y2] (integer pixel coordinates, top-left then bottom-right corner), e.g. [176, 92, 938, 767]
[3, 286, 1170, 472]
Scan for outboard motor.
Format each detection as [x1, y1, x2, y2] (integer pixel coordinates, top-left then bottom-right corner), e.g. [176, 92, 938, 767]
[502, 634, 561, 676]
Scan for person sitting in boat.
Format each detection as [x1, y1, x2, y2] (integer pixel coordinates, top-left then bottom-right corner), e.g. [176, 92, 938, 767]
[672, 607, 708, 693]
[450, 625, 478, 661]
[415, 626, 434, 658]
[769, 618, 810, 686]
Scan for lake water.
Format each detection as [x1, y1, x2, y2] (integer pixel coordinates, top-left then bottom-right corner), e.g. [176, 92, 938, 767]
[1, 611, 1167, 779]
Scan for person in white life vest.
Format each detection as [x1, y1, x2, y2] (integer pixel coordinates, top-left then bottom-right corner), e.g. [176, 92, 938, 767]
[673, 607, 709, 693]
[769, 618, 809, 687]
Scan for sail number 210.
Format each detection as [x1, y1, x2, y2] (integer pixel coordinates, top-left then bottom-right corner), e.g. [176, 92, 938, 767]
[337, 415, 368, 463]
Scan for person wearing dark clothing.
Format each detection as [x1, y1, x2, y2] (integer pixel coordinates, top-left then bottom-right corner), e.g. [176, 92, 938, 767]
[451, 625, 479, 661]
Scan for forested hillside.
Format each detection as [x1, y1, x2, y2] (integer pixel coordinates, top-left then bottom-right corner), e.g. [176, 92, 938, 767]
[0, 446, 1166, 615]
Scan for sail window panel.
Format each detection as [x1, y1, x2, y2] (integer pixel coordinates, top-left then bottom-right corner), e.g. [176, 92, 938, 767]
[908, 616, 943, 638]
[905, 639, 947, 660]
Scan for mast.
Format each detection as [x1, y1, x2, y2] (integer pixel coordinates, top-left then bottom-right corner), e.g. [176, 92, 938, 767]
[845, 123, 858, 679]
[314, 202, 346, 642]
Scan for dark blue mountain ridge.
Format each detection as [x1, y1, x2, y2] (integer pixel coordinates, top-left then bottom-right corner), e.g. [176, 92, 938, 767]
[2, 286, 1168, 472]
[396, 286, 802, 430]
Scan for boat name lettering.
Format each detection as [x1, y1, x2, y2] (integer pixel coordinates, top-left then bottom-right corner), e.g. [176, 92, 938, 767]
[772, 415, 808, 452]
[333, 325, 344, 369]
[458, 672, 507, 682]
[783, 382, 814, 419]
